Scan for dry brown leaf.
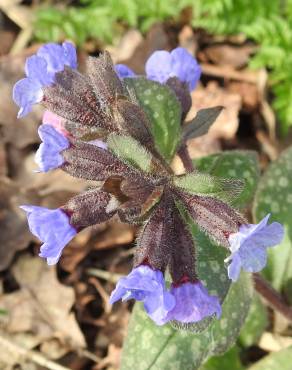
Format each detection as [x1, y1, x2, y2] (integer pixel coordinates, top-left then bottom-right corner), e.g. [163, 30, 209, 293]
[178, 25, 198, 56]
[259, 332, 292, 352]
[202, 44, 255, 69]
[0, 255, 85, 351]
[188, 81, 242, 141]
[120, 23, 172, 74]
[172, 81, 242, 174]
[0, 177, 37, 271]
[92, 222, 135, 250]
[106, 29, 143, 64]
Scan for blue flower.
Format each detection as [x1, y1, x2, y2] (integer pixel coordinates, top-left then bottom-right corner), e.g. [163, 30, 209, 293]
[226, 214, 285, 282]
[20, 205, 76, 265]
[13, 42, 77, 118]
[115, 47, 201, 91]
[145, 47, 201, 91]
[166, 281, 221, 323]
[35, 124, 70, 172]
[115, 64, 136, 78]
[109, 265, 175, 325]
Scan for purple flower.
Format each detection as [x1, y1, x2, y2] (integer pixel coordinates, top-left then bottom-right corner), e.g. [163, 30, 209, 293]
[166, 281, 221, 323]
[35, 124, 70, 172]
[145, 47, 201, 91]
[115, 64, 136, 78]
[109, 265, 175, 325]
[115, 47, 201, 91]
[20, 205, 76, 265]
[13, 42, 77, 118]
[226, 214, 285, 282]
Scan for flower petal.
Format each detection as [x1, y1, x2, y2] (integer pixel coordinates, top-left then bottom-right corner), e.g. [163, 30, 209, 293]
[13, 78, 43, 118]
[145, 50, 172, 84]
[171, 47, 201, 90]
[109, 265, 175, 325]
[115, 64, 136, 78]
[166, 281, 221, 323]
[62, 41, 78, 69]
[227, 252, 242, 282]
[35, 124, 69, 172]
[20, 205, 76, 264]
[37, 42, 77, 74]
[227, 214, 284, 280]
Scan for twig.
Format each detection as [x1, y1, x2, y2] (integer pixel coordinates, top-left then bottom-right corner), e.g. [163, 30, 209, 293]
[10, 27, 33, 55]
[86, 268, 124, 284]
[253, 273, 292, 321]
[0, 331, 70, 370]
[177, 143, 195, 173]
[201, 63, 261, 84]
[88, 277, 112, 314]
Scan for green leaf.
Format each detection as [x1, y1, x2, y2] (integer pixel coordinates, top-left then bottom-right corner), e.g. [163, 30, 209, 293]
[253, 146, 292, 294]
[239, 294, 268, 347]
[174, 172, 244, 204]
[199, 346, 244, 370]
[183, 106, 223, 140]
[248, 347, 292, 370]
[107, 134, 153, 172]
[124, 77, 182, 162]
[121, 272, 253, 370]
[194, 150, 260, 208]
[0, 308, 8, 316]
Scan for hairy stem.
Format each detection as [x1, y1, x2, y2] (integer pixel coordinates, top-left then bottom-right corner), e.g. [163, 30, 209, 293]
[253, 273, 292, 321]
[178, 143, 195, 172]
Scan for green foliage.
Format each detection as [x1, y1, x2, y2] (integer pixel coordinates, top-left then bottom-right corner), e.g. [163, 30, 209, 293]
[107, 134, 153, 172]
[34, 0, 191, 46]
[192, 0, 292, 133]
[248, 347, 292, 370]
[194, 150, 260, 208]
[174, 172, 243, 204]
[199, 346, 244, 370]
[124, 77, 182, 162]
[253, 146, 292, 296]
[121, 272, 252, 370]
[183, 106, 223, 140]
[192, 0, 278, 36]
[239, 294, 268, 347]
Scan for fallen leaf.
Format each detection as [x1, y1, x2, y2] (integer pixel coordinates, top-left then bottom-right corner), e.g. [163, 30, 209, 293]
[188, 81, 242, 141]
[202, 44, 255, 69]
[92, 221, 135, 250]
[0, 177, 37, 271]
[0, 255, 85, 351]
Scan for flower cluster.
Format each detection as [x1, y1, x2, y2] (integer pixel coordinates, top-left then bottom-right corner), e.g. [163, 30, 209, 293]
[14, 43, 284, 326]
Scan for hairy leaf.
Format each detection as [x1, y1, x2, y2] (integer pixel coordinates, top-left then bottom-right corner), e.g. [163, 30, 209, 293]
[239, 294, 268, 347]
[63, 189, 116, 227]
[134, 194, 173, 270]
[174, 172, 244, 204]
[200, 346, 244, 370]
[183, 106, 223, 140]
[124, 77, 182, 162]
[194, 150, 260, 208]
[253, 146, 292, 294]
[62, 140, 135, 181]
[107, 134, 155, 173]
[176, 193, 245, 248]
